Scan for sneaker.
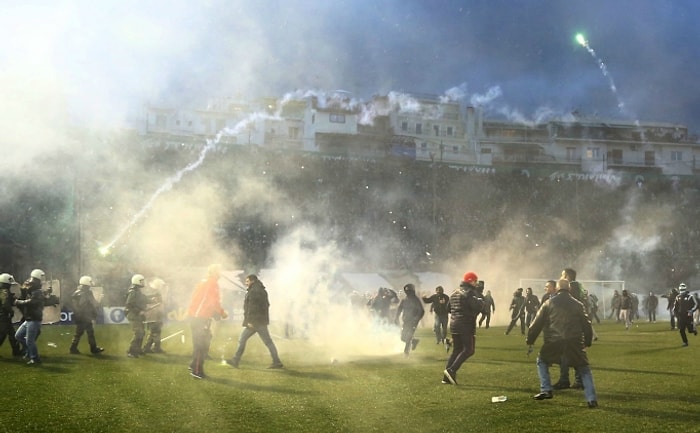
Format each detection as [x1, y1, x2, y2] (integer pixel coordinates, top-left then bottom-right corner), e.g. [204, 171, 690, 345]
[587, 400, 598, 409]
[127, 352, 139, 358]
[682, 342, 689, 347]
[27, 358, 42, 365]
[268, 362, 284, 369]
[69, 348, 81, 355]
[411, 339, 420, 351]
[441, 378, 450, 384]
[533, 391, 553, 400]
[225, 359, 239, 368]
[190, 372, 205, 379]
[443, 369, 457, 385]
[91, 347, 105, 354]
[552, 382, 570, 390]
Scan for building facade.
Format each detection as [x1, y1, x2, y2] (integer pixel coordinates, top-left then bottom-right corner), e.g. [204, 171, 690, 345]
[141, 92, 699, 177]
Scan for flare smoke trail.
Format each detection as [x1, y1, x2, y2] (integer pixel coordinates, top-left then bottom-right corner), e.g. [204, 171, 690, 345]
[99, 139, 215, 256]
[576, 33, 645, 138]
[98, 112, 279, 256]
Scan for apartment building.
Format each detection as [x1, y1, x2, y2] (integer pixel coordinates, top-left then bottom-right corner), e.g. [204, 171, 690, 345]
[141, 92, 699, 176]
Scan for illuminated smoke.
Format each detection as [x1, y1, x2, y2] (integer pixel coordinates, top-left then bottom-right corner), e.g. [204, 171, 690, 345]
[99, 139, 215, 256]
[470, 85, 502, 106]
[99, 111, 281, 256]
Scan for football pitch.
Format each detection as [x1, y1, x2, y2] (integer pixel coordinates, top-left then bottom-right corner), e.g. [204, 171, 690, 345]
[2, 320, 698, 433]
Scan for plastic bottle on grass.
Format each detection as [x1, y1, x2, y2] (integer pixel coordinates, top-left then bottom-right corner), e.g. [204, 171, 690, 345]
[491, 395, 507, 403]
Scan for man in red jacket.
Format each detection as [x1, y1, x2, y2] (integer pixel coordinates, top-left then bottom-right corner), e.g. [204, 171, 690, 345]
[187, 264, 228, 379]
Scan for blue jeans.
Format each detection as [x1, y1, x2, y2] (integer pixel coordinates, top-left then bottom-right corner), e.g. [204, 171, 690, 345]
[16, 320, 42, 360]
[537, 356, 598, 402]
[232, 325, 281, 364]
[433, 314, 448, 342]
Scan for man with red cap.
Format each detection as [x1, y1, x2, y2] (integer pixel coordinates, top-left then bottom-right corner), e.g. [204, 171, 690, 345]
[443, 271, 484, 385]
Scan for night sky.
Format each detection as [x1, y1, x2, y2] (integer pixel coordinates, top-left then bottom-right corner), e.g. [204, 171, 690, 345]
[2, 0, 699, 139]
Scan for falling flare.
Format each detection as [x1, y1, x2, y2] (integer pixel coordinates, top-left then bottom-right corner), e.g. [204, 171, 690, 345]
[575, 32, 639, 129]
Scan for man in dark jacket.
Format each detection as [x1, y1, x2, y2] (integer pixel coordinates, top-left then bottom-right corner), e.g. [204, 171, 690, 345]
[478, 289, 495, 329]
[421, 285, 450, 344]
[69, 276, 105, 355]
[524, 287, 540, 327]
[505, 288, 526, 335]
[14, 269, 46, 364]
[673, 283, 698, 346]
[526, 279, 598, 408]
[442, 272, 484, 385]
[662, 286, 680, 330]
[396, 284, 425, 355]
[227, 274, 283, 369]
[644, 291, 658, 323]
[125, 274, 149, 358]
[0, 273, 22, 356]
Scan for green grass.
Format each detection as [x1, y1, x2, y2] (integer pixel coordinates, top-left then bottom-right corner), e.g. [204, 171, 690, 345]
[2, 321, 699, 433]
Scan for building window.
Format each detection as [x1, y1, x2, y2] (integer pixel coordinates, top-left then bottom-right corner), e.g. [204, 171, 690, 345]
[433, 125, 440, 136]
[452, 145, 459, 153]
[288, 127, 299, 139]
[566, 147, 576, 161]
[401, 121, 408, 132]
[671, 151, 682, 161]
[330, 113, 346, 123]
[416, 123, 422, 134]
[644, 151, 655, 166]
[420, 142, 427, 149]
[610, 149, 623, 165]
[447, 126, 453, 136]
[586, 147, 600, 159]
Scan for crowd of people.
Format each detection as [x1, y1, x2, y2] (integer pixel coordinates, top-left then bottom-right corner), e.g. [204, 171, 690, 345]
[1, 262, 698, 413]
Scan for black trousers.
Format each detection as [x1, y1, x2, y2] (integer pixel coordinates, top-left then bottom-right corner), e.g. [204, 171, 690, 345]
[190, 318, 213, 376]
[0, 317, 21, 355]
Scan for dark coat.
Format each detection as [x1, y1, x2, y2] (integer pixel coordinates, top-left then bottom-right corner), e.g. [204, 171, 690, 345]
[243, 280, 270, 327]
[526, 289, 593, 367]
[421, 293, 450, 316]
[125, 286, 148, 322]
[15, 288, 44, 322]
[397, 293, 425, 326]
[449, 283, 484, 335]
[71, 285, 100, 321]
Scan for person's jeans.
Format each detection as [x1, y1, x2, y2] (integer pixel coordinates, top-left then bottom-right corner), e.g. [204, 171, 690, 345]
[575, 365, 598, 402]
[433, 314, 448, 342]
[232, 325, 281, 364]
[539, 357, 597, 402]
[536, 356, 552, 392]
[16, 320, 41, 360]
